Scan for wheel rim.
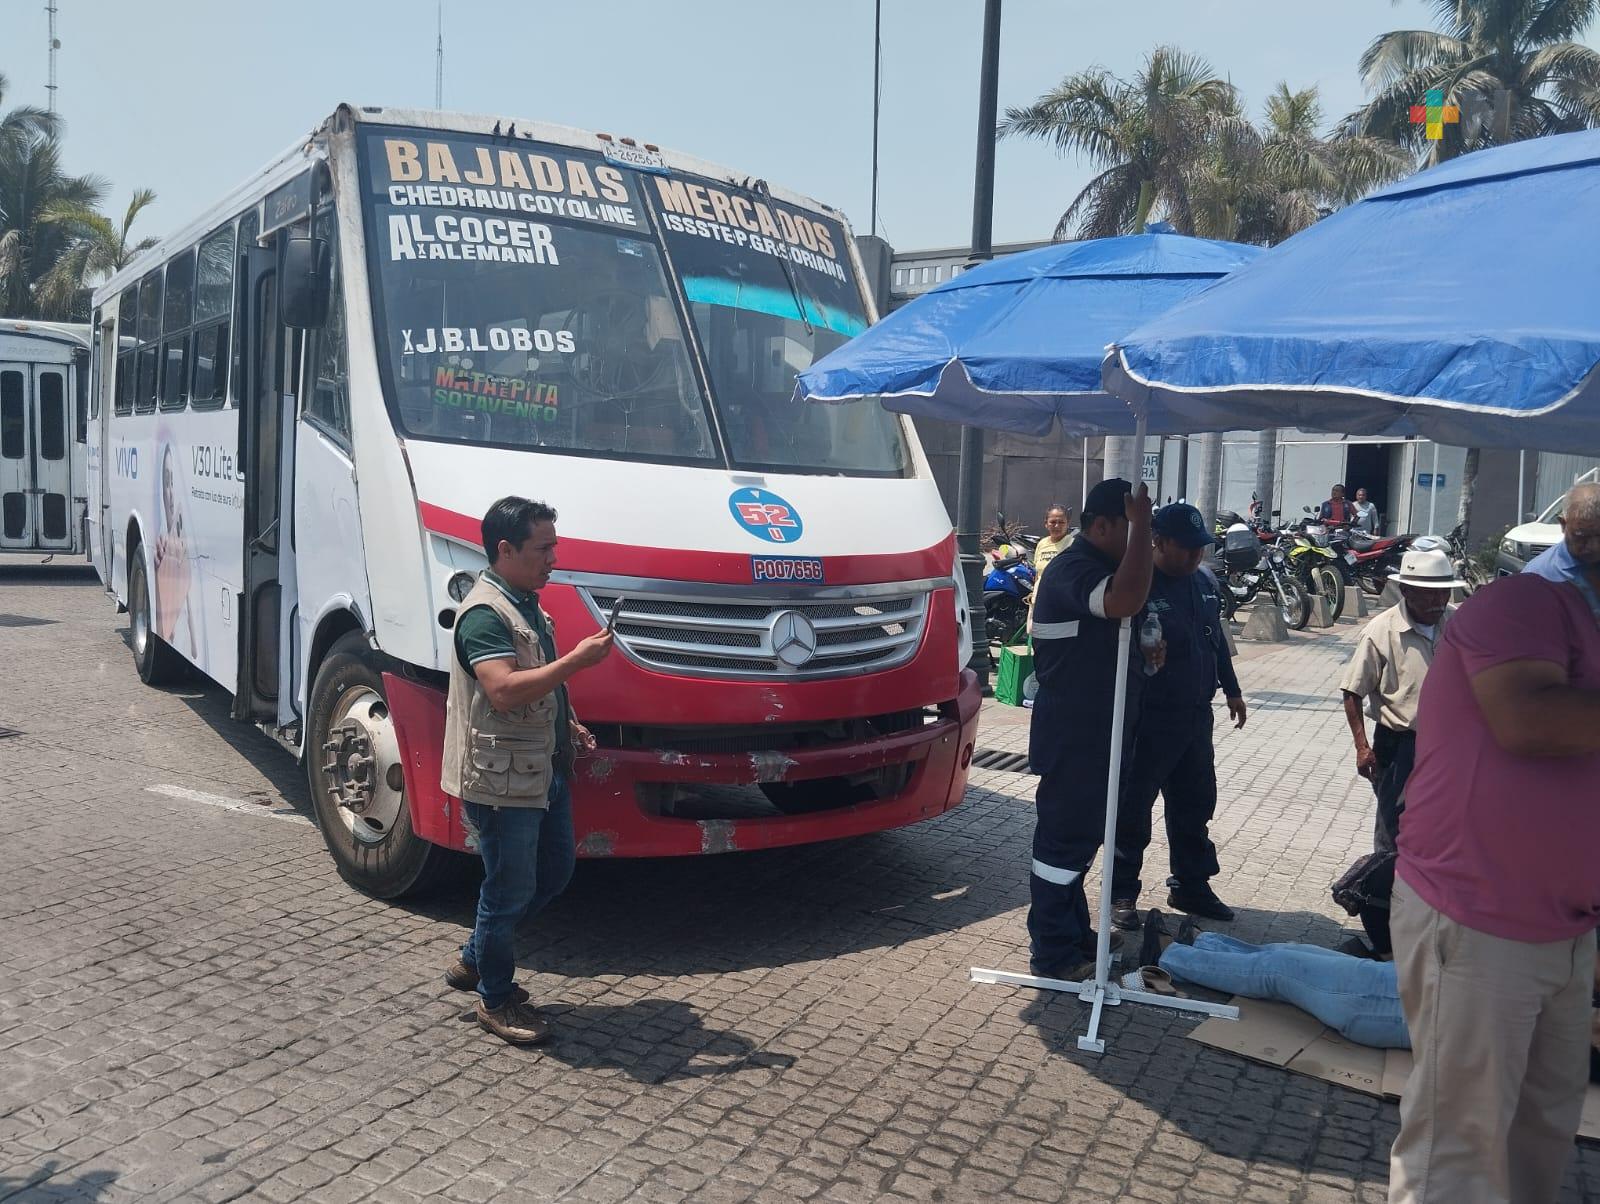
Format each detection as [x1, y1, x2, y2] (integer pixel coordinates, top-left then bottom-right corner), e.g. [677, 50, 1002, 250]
[130, 562, 150, 658]
[317, 685, 406, 845]
[1278, 583, 1302, 627]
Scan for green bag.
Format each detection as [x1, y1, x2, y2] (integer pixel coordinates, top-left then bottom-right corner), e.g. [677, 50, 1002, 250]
[995, 642, 1035, 707]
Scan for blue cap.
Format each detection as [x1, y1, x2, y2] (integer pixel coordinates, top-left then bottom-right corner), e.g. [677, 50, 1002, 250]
[1153, 503, 1213, 548]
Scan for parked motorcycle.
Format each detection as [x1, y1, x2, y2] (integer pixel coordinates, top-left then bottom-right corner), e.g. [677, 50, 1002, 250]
[1302, 507, 1413, 596]
[1286, 518, 1346, 622]
[1442, 522, 1489, 596]
[982, 515, 1037, 647]
[1214, 522, 1311, 630]
[1335, 528, 1414, 596]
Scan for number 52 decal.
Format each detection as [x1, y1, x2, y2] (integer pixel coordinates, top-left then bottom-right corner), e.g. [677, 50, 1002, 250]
[728, 488, 805, 544]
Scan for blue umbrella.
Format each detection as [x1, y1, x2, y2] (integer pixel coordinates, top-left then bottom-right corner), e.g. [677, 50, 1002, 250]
[1104, 129, 1600, 455]
[796, 232, 1263, 435]
[796, 231, 1263, 1053]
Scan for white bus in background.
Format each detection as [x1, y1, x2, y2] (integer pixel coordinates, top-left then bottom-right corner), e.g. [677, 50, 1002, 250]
[89, 105, 980, 898]
[1, 319, 90, 556]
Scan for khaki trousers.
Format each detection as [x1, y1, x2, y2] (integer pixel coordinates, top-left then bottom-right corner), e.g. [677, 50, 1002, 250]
[1388, 876, 1594, 1204]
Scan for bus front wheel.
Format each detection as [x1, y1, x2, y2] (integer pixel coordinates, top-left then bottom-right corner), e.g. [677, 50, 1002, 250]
[305, 632, 456, 899]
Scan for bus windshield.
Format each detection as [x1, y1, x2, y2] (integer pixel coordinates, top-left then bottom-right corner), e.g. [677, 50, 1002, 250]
[361, 129, 717, 463]
[648, 175, 908, 477]
[360, 127, 908, 476]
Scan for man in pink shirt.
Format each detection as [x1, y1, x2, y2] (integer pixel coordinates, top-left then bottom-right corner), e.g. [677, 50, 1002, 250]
[1388, 566, 1600, 1204]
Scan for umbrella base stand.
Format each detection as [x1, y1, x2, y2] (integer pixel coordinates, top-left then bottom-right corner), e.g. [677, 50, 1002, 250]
[968, 968, 1241, 1053]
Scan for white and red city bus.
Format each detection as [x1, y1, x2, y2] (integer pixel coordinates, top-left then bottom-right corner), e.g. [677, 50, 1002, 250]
[1, 319, 90, 557]
[89, 105, 980, 896]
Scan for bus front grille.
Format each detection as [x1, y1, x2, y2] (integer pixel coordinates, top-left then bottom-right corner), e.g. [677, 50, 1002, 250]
[578, 585, 930, 680]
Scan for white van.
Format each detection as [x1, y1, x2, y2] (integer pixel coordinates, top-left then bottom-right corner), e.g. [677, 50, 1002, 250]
[1497, 468, 1599, 574]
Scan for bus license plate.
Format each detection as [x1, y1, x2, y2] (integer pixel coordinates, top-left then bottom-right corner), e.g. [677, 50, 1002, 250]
[603, 142, 669, 174]
[751, 556, 825, 584]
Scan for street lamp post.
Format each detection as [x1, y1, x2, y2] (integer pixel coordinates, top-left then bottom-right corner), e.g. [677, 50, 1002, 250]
[955, 0, 1002, 683]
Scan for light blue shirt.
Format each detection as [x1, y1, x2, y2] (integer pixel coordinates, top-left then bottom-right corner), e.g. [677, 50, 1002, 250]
[1524, 539, 1600, 618]
[1525, 539, 1579, 583]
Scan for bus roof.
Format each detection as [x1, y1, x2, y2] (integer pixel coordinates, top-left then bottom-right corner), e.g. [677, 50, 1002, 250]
[93, 104, 853, 309]
[0, 318, 91, 350]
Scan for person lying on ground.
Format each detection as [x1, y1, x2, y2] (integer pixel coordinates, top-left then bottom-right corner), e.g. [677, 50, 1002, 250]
[1160, 935, 1600, 1083]
[1159, 931, 1408, 1048]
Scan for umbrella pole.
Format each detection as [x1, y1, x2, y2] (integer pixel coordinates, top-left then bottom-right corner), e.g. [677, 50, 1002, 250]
[1077, 609, 1133, 1052]
[1079, 411, 1144, 1052]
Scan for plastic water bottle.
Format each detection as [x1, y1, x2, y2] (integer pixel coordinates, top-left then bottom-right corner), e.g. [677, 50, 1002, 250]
[1139, 612, 1164, 676]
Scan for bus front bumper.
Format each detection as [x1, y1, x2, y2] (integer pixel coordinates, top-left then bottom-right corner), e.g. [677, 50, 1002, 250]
[386, 669, 982, 858]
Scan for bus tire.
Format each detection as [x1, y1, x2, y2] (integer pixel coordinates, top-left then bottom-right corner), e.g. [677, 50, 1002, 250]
[305, 631, 457, 899]
[128, 548, 188, 686]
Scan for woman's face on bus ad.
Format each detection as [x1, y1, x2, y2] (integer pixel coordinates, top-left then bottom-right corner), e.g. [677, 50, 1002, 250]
[162, 448, 176, 524]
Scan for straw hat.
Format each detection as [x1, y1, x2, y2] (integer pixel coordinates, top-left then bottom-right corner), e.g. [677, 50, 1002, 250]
[1392, 547, 1467, 590]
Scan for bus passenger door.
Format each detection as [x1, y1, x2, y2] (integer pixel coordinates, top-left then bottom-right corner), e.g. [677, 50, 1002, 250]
[90, 316, 115, 576]
[31, 363, 74, 551]
[236, 235, 298, 727]
[0, 363, 32, 549]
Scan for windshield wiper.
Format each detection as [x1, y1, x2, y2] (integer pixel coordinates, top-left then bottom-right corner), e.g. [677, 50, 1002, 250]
[744, 178, 814, 338]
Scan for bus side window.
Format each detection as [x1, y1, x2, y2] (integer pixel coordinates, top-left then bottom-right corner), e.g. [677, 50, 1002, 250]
[303, 206, 349, 443]
[114, 290, 137, 417]
[191, 222, 236, 411]
[134, 271, 162, 415]
[160, 250, 195, 412]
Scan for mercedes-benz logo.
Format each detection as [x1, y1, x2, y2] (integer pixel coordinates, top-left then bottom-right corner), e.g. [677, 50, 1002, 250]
[770, 610, 818, 669]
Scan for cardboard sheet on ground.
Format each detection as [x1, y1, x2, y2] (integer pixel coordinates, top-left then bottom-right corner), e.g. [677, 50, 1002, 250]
[1190, 998, 1600, 1142]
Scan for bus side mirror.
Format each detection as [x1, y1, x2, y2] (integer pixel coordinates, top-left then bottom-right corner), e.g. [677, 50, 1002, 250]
[280, 236, 331, 329]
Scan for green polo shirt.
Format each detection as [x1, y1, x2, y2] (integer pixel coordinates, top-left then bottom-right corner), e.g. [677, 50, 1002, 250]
[454, 569, 572, 766]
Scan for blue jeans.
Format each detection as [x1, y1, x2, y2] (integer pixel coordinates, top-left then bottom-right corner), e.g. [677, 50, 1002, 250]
[1160, 932, 1410, 1049]
[461, 772, 575, 1009]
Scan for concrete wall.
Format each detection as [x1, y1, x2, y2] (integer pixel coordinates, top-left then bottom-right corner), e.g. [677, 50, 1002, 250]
[913, 415, 1103, 531]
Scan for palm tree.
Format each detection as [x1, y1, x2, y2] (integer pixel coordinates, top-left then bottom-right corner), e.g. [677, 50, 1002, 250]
[34, 189, 159, 319]
[998, 46, 1253, 239]
[0, 72, 55, 155]
[1345, 0, 1600, 535]
[0, 74, 106, 318]
[1343, 0, 1600, 164]
[1191, 84, 1413, 245]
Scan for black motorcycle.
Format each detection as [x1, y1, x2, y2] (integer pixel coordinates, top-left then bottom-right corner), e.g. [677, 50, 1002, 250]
[1214, 522, 1311, 630]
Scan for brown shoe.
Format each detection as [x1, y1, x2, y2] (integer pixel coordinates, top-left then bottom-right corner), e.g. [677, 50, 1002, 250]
[475, 999, 551, 1046]
[445, 960, 528, 1004]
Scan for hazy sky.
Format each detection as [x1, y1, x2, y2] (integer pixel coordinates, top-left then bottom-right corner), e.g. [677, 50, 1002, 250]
[6, 1, 1598, 253]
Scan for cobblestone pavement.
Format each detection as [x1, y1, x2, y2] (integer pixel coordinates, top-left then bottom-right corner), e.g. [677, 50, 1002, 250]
[2, 558, 1598, 1203]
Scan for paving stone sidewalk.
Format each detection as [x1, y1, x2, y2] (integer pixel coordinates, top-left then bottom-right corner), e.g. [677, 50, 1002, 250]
[2, 559, 1597, 1202]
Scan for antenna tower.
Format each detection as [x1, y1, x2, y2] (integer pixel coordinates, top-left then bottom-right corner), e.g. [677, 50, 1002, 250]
[434, 1, 444, 109]
[45, 0, 60, 115]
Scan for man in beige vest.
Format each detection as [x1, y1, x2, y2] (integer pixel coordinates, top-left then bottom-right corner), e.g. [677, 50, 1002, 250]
[442, 497, 612, 1045]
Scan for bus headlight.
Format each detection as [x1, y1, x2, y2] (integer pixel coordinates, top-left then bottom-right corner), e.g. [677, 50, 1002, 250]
[446, 572, 476, 603]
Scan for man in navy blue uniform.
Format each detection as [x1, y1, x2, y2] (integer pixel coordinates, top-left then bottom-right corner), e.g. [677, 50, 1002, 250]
[1027, 477, 1159, 981]
[1110, 503, 1247, 930]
